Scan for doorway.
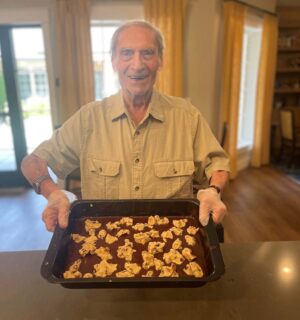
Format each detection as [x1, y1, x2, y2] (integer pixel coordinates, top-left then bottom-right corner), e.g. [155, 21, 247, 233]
[0, 25, 53, 187]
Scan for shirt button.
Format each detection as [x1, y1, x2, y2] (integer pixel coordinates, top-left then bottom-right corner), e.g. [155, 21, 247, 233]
[173, 169, 178, 174]
[99, 167, 103, 172]
[136, 130, 140, 135]
[135, 158, 140, 164]
[135, 186, 140, 191]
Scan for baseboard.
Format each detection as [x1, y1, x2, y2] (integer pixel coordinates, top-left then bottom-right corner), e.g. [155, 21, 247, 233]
[237, 146, 252, 171]
[0, 187, 26, 195]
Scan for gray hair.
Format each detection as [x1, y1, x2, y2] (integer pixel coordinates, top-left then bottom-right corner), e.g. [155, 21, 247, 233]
[110, 20, 165, 59]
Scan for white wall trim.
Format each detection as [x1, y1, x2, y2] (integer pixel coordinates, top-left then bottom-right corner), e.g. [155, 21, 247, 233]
[237, 146, 252, 172]
[91, 0, 143, 21]
[0, 8, 48, 24]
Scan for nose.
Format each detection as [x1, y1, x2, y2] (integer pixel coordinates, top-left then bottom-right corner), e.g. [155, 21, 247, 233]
[131, 52, 145, 70]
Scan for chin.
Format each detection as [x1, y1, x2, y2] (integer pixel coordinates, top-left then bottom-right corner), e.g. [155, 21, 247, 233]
[127, 87, 152, 97]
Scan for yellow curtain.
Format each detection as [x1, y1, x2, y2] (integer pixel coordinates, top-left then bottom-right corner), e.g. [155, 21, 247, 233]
[144, 0, 187, 97]
[221, 1, 246, 179]
[55, 0, 94, 123]
[251, 14, 278, 167]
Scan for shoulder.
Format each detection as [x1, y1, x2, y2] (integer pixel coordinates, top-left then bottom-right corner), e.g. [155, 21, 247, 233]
[155, 91, 202, 117]
[79, 93, 119, 116]
[81, 94, 117, 111]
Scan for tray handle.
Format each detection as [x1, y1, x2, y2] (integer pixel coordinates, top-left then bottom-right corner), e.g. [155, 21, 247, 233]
[40, 226, 65, 283]
[204, 216, 225, 281]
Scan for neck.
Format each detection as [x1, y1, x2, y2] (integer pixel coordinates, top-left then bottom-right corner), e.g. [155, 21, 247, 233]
[123, 89, 152, 109]
[122, 90, 153, 126]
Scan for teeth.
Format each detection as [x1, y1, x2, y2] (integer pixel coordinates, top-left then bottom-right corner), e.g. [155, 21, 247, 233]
[129, 75, 147, 80]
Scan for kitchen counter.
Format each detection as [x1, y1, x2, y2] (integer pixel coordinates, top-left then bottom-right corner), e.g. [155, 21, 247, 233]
[0, 241, 299, 320]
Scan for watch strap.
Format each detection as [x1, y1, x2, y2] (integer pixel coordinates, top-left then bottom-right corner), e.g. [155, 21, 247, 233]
[32, 175, 52, 194]
[208, 185, 221, 194]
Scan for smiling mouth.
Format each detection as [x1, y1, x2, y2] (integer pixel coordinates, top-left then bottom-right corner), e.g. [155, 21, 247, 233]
[128, 75, 148, 80]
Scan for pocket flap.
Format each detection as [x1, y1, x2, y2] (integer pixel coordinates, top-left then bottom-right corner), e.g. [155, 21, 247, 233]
[89, 158, 120, 176]
[154, 161, 194, 178]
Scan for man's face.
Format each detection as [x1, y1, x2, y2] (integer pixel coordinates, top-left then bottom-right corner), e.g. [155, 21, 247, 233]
[112, 26, 162, 99]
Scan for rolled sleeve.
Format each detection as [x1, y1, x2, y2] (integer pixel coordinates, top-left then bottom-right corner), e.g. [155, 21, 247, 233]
[32, 105, 86, 179]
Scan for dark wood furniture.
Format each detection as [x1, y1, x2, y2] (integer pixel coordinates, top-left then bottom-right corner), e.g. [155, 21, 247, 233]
[272, 6, 300, 162]
[279, 108, 300, 166]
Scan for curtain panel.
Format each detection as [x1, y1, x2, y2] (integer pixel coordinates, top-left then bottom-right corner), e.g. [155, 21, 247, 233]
[144, 0, 187, 97]
[251, 14, 278, 167]
[55, 0, 94, 123]
[221, 1, 246, 179]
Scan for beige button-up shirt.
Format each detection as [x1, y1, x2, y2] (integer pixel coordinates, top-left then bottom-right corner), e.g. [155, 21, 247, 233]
[33, 91, 229, 199]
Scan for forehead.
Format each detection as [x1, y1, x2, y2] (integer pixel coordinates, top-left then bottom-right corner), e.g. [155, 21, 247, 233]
[116, 26, 157, 49]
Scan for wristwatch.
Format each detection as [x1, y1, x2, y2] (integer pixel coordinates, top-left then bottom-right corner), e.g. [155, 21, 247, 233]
[208, 185, 221, 194]
[32, 175, 52, 194]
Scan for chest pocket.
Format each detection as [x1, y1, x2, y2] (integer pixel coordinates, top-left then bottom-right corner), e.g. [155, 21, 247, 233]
[154, 160, 194, 198]
[87, 158, 121, 199]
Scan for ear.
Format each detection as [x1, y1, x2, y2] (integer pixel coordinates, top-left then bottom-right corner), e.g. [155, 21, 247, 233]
[111, 56, 117, 72]
[158, 57, 163, 70]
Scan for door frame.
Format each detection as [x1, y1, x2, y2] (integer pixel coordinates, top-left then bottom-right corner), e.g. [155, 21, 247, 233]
[0, 7, 57, 188]
[0, 25, 29, 187]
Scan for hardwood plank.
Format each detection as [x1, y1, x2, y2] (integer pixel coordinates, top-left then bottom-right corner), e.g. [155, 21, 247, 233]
[0, 189, 51, 251]
[222, 166, 300, 242]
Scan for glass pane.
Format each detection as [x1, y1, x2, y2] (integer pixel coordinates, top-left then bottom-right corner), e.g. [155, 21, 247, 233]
[0, 44, 17, 171]
[12, 27, 52, 153]
[91, 23, 120, 100]
[237, 26, 262, 149]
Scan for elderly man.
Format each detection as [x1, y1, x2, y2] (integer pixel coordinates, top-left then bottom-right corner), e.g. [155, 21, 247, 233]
[21, 20, 229, 232]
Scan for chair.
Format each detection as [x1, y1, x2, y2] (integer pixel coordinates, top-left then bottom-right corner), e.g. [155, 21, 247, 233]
[279, 109, 300, 168]
[65, 167, 82, 199]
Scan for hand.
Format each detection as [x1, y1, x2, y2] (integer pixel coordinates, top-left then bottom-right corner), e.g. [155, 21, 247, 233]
[197, 188, 227, 226]
[42, 190, 77, 232]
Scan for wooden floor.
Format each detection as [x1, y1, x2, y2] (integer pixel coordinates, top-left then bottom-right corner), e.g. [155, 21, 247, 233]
[0, 165, 299, 252]
[0, 189, 52, 252]
[222, 166, 300, 243]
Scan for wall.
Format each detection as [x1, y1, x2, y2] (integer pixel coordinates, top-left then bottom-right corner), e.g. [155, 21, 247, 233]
[0, 0, 52, 7]
[91, 0, 142, 20]
[243, 0, 276, 11]
[184, 0, 277, 137]
[185, 0, 223, 136]
[276, 0, 300, 6]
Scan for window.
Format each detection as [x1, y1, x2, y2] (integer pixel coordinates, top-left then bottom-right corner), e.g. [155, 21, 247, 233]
[237, 15, 263, 149]
[91, 21, 120, 100]
[34, 72, 48, 97]
[18, 72, 31, 100]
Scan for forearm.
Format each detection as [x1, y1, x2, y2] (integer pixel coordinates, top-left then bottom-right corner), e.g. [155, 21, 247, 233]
[21, 154, 59, 198]
[209, 170, 229, 193]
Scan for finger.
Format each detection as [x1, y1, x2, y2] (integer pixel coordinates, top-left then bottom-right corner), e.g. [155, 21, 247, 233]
[42, 207, 58, 232]
[211, 203, 227, 224]
[57, 203, 70, 229]
[211, 211, 224, 224]
[200, 214, 210, 226]
[199, 204, 211, 226]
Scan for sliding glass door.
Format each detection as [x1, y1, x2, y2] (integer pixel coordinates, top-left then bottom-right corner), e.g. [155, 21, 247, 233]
[0, 25, 52, 187]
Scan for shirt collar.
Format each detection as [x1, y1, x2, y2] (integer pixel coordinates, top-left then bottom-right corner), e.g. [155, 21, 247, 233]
[148, 90, 165, 122]
[109, 91, 127, 121]
[109, 90, 165, 122]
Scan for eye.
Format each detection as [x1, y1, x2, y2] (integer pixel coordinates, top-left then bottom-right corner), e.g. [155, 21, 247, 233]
[120, 48, 133, 60]
[141, 48, 156, 59]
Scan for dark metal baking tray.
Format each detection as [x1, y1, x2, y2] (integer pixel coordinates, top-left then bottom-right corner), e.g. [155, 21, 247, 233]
[41, 199, 225, 288]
